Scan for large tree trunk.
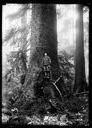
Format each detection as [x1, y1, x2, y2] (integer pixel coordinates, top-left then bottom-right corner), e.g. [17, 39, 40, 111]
[29, 4, 60, 80]
[74, 5, 87, 93]
[24, 4, 61, 98]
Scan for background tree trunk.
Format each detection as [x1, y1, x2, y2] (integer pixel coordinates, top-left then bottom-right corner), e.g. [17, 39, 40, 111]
[74, 5, 87, 93]
[21, 12, 27, 51]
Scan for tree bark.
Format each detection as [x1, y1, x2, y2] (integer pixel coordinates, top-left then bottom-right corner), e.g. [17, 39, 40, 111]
[74, 5, 87, 93]
[23, 4, 61, 98]
[28, 4, 60, 81]
[21, 12, 27, 51]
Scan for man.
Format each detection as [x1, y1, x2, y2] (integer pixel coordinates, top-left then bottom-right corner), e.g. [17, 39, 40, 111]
[42, 53, 51, 79]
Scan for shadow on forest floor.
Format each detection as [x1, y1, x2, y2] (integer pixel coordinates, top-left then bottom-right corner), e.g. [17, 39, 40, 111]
[2, 93, 89, 126]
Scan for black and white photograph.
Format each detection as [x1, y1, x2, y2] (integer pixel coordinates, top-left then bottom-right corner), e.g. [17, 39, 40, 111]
[2, 3, 89, 126]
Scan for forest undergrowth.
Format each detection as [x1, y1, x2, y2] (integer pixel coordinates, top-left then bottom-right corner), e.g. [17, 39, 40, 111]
[2, 50, 89, 126]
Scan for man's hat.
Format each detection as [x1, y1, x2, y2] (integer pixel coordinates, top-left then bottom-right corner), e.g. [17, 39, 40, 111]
[44, 53, 47, 56]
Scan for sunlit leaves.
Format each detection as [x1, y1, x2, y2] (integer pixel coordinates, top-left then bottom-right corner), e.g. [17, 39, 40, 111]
[4, 25, 29, 44]
[6, 4, 31, 21]
[3, 28, 15, 42]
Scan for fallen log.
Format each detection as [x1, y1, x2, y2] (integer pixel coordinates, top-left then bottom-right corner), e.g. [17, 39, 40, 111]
[52, 82, 63, 101]
[54, 75, 63, 85]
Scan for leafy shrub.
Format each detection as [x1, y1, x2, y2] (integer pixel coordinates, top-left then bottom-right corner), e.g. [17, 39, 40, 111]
[58, 50, 75, 96]
[62, 96, 86, 113]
